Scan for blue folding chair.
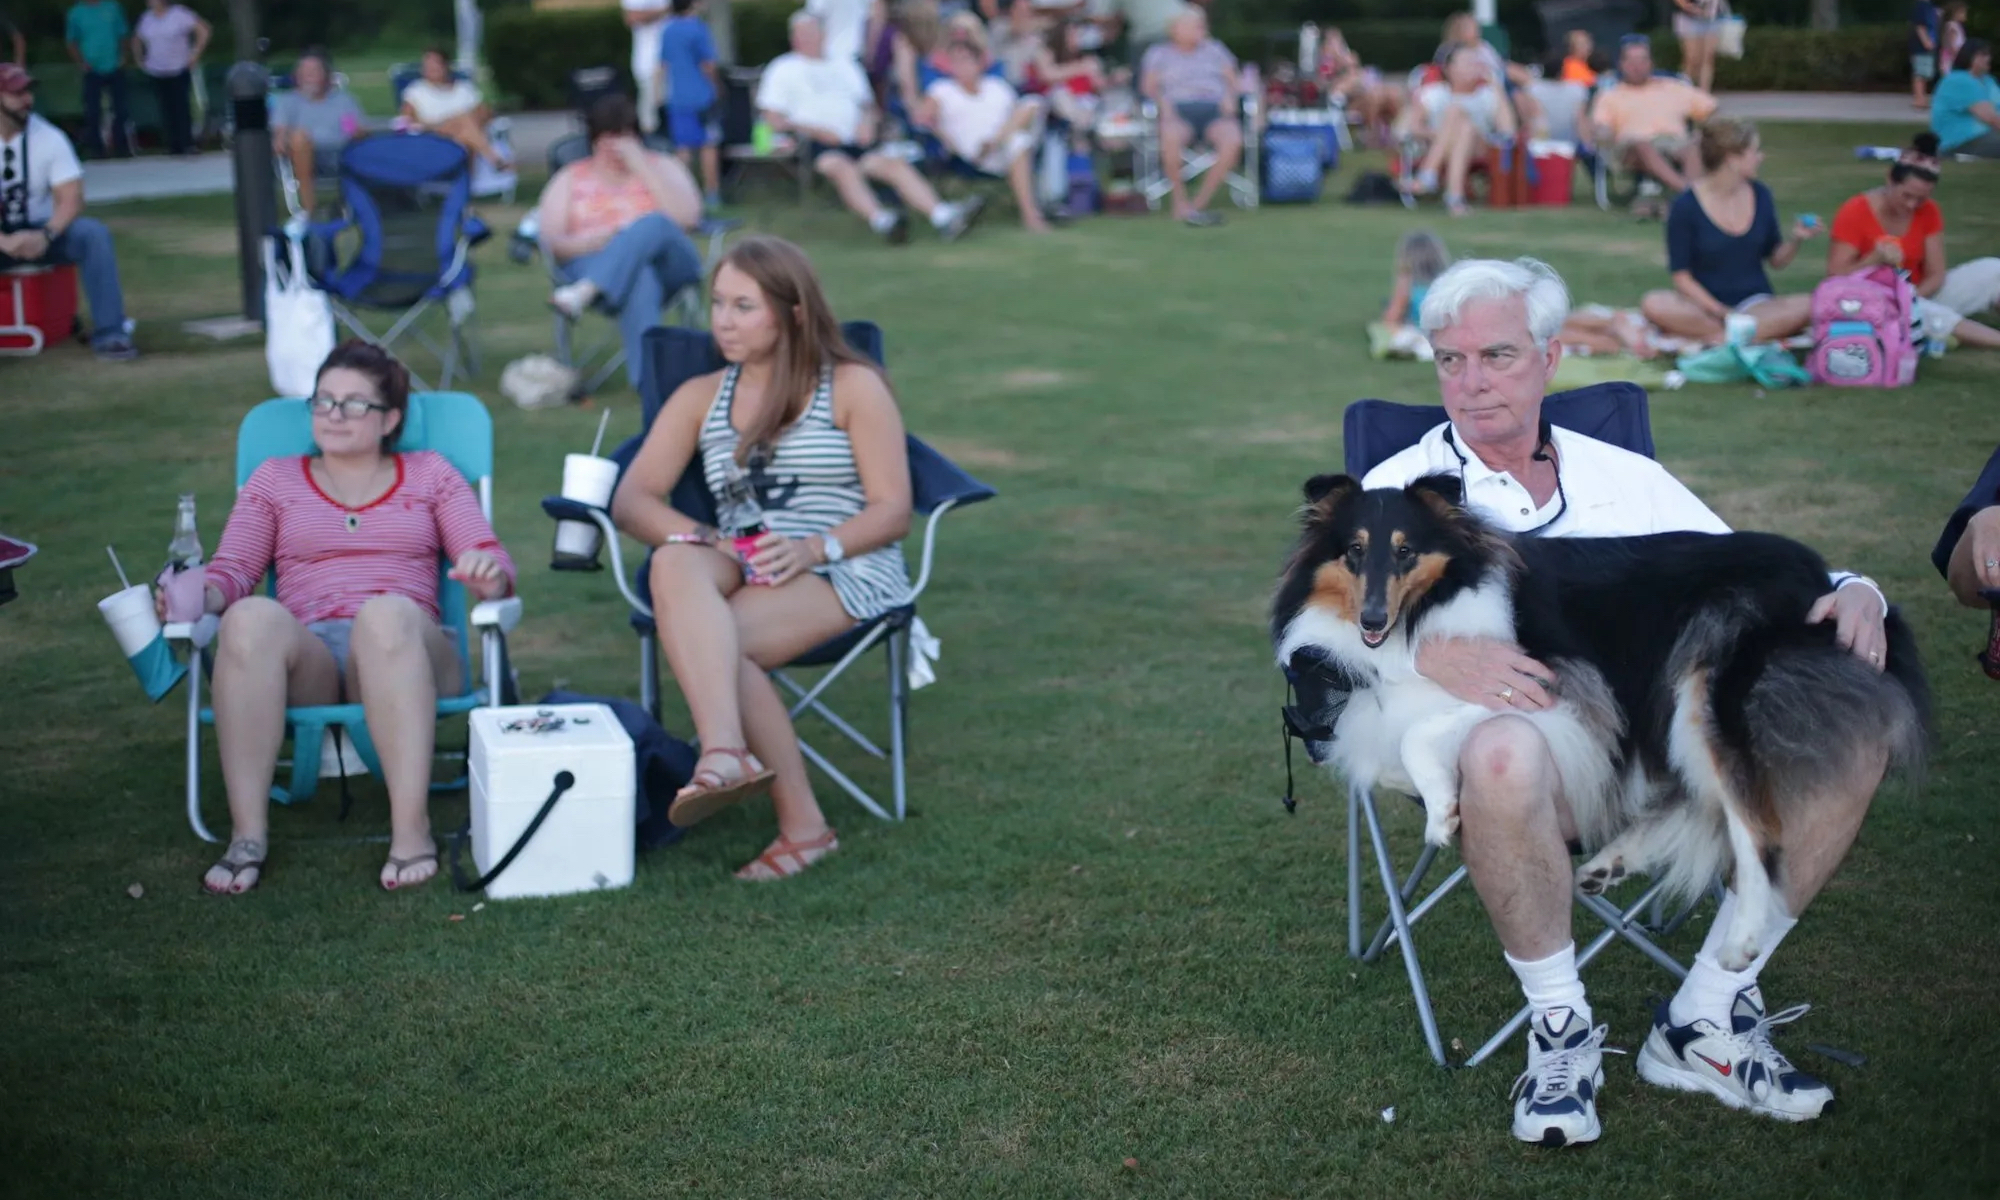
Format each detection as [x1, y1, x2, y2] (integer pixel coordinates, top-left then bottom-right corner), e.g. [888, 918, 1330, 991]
[1303, 383, 1696, 1067]
[168, 392, 524, 843]
[306, 133, 490, 391]
[541, 322, 996, 821]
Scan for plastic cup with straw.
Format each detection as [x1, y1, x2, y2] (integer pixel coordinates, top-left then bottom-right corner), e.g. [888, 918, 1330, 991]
[98, 544, 188, 702]
[554, 411, 620, 568]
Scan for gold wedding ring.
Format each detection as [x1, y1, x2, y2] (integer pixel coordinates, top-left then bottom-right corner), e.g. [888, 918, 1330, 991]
[1500, 686, 1514, 702]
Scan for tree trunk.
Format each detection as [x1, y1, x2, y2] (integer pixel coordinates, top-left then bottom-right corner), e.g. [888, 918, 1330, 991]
[1810, 0, 1839, 31]
[225, 0, 258, 60]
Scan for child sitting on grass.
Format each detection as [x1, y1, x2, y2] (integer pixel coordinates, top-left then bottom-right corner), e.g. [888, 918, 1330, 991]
[1372, 230, 1451, 359]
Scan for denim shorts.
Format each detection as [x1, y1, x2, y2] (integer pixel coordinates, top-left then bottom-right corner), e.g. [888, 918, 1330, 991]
[1173, 100, 1225, 131]
[308, 619, 355, 676]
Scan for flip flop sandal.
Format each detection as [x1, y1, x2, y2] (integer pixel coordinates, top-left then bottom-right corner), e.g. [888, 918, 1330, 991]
[203, 839, 266, 895]
[381, 850, 439, 891]
[666, 746, 776, 829]
[735, 828, 839, 882]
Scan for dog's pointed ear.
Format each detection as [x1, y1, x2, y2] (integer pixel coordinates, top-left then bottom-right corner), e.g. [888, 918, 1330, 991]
[1408, 472, 1464, 510]
[1303, 474, 1359, 506]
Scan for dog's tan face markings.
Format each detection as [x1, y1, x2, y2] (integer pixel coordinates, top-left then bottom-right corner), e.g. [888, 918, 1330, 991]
[1310, 558, 1362, 623]
[1384, 549, 1452, 632]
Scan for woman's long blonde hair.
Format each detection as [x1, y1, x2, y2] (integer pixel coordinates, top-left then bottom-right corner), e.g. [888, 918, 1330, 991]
[713, 236, 886, 464]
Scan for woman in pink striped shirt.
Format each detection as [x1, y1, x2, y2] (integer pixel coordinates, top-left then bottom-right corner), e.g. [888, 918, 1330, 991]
[177, 341, 516, 895]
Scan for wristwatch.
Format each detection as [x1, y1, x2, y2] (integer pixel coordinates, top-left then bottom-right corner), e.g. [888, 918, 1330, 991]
[819, 533, 845, 565]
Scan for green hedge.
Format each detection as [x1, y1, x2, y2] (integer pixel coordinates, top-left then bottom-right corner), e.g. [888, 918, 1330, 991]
[1648, 25, 1911, 91]
[8, 0, 531, 58]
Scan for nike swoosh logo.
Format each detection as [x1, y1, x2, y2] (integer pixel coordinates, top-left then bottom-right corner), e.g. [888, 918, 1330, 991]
[1693, 1052, 1733, 1077]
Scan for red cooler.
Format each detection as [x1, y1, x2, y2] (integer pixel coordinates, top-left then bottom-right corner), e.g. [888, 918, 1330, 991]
[1528, 141, 1576, 206]
[0, 264, 80, 356]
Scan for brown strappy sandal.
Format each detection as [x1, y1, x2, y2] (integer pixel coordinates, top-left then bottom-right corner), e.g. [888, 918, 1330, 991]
[734, 828, 839, 881]
[666, 747, 775, 829]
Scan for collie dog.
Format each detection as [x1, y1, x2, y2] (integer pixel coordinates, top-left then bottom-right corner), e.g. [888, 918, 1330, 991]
[1271, 473, 1929, 969]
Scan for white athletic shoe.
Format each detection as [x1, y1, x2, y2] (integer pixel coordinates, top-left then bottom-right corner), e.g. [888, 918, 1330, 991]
[1637, 986, 1834, 1122]
[1511, 1007, 1619, 1147]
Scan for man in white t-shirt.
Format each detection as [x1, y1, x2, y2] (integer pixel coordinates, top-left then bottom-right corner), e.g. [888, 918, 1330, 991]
[0, 64, 136, 359]
[623, 0, 670, 132]
[757, 12, 983, 244]
[921, 36, 1048, 231]
[1348, 258, 1889, 1147]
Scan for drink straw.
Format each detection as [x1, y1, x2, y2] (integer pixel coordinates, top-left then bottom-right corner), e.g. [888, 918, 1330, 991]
[589, 409, 611, 459]
[106, 545, 131, 590]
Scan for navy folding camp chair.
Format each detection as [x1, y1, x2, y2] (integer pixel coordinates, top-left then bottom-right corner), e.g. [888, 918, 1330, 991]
[306, 132, 490, 391]
[1308, 382, 1700, 1068]
[542, 322, 995, 820]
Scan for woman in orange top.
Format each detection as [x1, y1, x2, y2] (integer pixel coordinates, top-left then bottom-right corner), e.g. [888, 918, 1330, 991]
[1560, 29, 1599, 86]
[1827, 131, 2000, 350]
[540, 93, 707, 388]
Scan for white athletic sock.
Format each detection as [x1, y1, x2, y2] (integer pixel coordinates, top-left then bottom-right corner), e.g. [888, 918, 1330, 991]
[550, 279, 599, 318]
[929, 202, 959, 229]
[1668, 889, 1798, 1028]
[1505, 944, 1590, 1026]
[867, 210, 899, 234]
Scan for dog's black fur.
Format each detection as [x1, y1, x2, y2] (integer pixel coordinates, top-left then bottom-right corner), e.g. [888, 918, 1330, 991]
[1272, 473, 1930, 967]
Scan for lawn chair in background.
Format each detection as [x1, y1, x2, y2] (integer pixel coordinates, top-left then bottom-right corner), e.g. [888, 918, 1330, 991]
[167, 392, 523, 843]
[540, 323, 996, 821]
[1586, 68, 1696, 213]
[387, 61, 518, 204]
[1134, 94, 1261, 212]
[509, 132, 743, 399]
[304, 132, 489, 391]
[1294, 383, 1707, 1067]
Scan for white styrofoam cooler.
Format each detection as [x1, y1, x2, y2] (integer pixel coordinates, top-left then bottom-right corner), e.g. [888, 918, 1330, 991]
[468, 704, 636, 900]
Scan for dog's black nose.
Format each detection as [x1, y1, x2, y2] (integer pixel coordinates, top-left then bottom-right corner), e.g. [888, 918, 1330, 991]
[1360, 607, 1389, 633]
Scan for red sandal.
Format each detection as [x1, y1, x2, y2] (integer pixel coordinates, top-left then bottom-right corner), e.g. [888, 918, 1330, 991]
[734, 828, 839, 881]
[666, 746, 775, 828]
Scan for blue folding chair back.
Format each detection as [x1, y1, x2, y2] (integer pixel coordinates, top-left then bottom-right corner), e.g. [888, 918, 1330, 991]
[1323, 383, 1700, 1069]
[177, 392, 518, 842]
[307, 133, 489, 390]
[542, 320, 994, 820]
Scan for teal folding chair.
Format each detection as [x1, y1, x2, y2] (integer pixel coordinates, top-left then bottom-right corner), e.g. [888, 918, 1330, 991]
[169, 392, 523, 843]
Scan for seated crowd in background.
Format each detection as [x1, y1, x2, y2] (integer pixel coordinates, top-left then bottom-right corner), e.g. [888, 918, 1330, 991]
[400, 46, 509, 170]
[1140, 5, 1240, 227]
[1589, 35, 1715, 213]
[757, 10, 984, 242]
[542, 94, 707, 388]
[269, 49, 364, 212]
[1931, 38, 2000, 158]
[1396, 43, 1514, 217]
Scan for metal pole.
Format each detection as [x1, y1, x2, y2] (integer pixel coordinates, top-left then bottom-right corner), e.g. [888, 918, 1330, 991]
[227, 61, 274, 323]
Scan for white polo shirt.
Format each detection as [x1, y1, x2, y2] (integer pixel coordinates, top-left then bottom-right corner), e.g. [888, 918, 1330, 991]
[755, 51, 872, 145]
[1362, 420, 1882, 604]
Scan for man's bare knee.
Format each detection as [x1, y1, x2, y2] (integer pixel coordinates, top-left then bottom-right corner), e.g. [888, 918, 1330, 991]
[351, 594, 427, 651]
[1459, 716, 1555, 808]
[216, 597, 292, 660]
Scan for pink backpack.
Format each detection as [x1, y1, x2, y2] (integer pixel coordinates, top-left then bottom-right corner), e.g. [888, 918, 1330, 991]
[1808, 267, 1918, 388]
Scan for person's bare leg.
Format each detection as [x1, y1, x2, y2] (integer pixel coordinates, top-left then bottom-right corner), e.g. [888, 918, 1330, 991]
[348, 594, 460, 888]
[1441, 121, 1478, 209]
[652, 543, 753, 752]
[1641, 288, 1725, 342]
[286, 129, 319, 210]
[1943, 316, 2000, 348]
[863, 155, 947, 218]
[1557, 313, 1629, 356]
[700, 143, 722, 198]
[207, 597, 344, 891]
[1779, 747, 1888, 915]
[1630, 140, 1689, 193]
[1158, 113, 1194, 217]
[727, 573, 861, 875]
[1417, 107, 1467, 179]
[819, 152, 891, 225]
[433, 111, 502, 167]
[1005, 148, 1050, 231]
[1189, 119, 1240, 211]
[1742, 293, 1813, 341]
[1457, 716, 1579, 960]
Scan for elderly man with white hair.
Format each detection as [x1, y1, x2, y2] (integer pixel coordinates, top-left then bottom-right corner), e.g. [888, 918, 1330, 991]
[1353, 257, 1891, 1147]
[756, 10, 982, 243]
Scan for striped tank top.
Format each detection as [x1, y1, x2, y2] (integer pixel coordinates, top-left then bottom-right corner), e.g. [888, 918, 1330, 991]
[698, 363, 913, 622]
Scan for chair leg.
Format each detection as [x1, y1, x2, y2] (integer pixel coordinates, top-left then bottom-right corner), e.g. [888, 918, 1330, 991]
[186, 651, 218, 842]
[640, 633, 661, 723]
[1347, 781, 1363, 958]
[886, 625, 908, 821]
[1361, 786, 1450, 1067]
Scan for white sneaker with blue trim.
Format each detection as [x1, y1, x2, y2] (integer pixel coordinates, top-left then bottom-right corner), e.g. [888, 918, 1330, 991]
[1636, 985, 1834, 1122]
[1511, 1007, 1619, 1147]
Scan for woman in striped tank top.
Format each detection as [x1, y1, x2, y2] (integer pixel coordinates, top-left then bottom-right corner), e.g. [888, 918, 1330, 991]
[179, 342, 516, 896]
[613, 237, 914, 880]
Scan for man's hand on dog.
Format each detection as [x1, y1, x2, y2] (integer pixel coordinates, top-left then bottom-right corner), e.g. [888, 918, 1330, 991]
[1808, 584, 1888, 673]
[1416, 637, 1556, 711]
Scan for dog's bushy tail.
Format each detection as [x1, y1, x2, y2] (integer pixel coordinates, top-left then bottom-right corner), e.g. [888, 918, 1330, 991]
[1730, 608, 1931, 811]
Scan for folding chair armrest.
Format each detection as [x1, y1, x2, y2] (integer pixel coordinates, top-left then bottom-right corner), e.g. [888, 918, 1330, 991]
[539, 496, 654, 620]
[907, 497, 959, 601]
[163, 621, 196, 643]
[470, 594, 523, 633]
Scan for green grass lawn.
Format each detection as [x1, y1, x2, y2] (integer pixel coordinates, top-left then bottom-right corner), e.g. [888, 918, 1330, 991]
[3, 121, 1998, 1198]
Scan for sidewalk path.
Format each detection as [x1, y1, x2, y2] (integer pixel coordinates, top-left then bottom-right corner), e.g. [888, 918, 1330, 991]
[85, 111, 577, 205]
[1712, 92, 1926, 124]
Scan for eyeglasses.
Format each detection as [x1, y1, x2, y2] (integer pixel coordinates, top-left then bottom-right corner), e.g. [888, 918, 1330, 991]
[306, 396, 389, 418]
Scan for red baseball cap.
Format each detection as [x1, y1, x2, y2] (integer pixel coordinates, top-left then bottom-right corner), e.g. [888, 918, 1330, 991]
[0, 64, 34, 95]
